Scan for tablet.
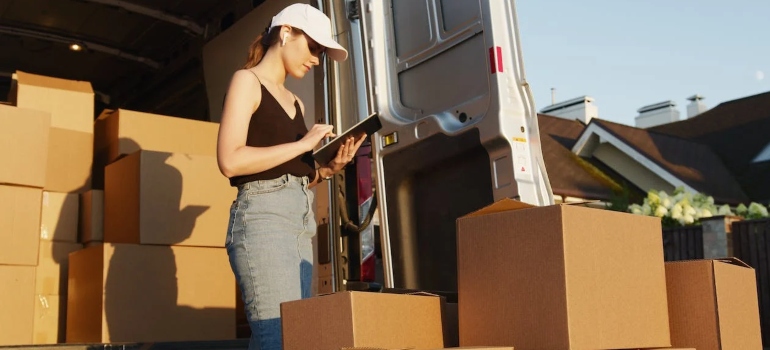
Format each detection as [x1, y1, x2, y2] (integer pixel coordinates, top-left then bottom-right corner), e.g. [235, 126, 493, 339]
[312, 112, 382, 165]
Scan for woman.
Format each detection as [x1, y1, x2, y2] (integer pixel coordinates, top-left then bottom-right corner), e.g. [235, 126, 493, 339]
[216, 3, 366, 349]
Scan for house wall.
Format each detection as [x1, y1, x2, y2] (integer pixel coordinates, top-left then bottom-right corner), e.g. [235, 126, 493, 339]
[593, 143, 673, 193]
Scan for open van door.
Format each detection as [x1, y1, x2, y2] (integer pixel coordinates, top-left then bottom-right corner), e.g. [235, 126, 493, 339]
[360, 0, 554, 292]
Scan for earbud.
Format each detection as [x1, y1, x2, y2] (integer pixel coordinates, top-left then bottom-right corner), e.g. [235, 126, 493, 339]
[282, 34, 288, 46]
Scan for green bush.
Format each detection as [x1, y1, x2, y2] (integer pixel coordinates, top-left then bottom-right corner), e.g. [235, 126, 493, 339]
[627, 187, 769, 228]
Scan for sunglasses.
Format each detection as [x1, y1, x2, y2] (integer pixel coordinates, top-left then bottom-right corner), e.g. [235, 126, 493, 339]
[305, 34, 326, 60]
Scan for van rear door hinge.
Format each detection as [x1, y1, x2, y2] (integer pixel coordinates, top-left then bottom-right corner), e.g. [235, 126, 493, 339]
[347, 0, 360, 20]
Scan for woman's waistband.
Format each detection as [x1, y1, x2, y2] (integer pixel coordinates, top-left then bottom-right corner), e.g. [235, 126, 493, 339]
[236, 173, 309, 192]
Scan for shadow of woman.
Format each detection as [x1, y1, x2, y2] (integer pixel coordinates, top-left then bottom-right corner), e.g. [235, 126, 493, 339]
[97, 138, 232, 342]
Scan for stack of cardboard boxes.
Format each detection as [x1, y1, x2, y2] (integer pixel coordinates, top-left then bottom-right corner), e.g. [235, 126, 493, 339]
[0, 102, 49, 346]
[280, 199, 763, 350]
[66, 106, 237, 342]
[0, 70, 240, 346]
[0, 70, 93, 345]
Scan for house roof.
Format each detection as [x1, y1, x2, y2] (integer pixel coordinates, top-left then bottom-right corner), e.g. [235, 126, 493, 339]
[650, 91, 770, 202]
[537, 90, 770, 204]
[589, 119, 749, 204]
[537, 114, 619, 201]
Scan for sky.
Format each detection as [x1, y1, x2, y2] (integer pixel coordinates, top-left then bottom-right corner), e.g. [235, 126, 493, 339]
[515, 0, 770, 126]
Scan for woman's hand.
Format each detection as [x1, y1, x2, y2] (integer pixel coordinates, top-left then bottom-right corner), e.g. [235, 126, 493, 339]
[299, 124, 336, 151]
[319, 133, 368, 177]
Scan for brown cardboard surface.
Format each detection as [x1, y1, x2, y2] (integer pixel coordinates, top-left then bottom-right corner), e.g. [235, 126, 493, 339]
[32, 294, 65, 344]
[457, 200, 670, 350]
[79, 190, 104, 243]
[11, 71, 94, 134]
[40, 191, 79, 242]
[0, 104, 50, 188]
[343, 347, 513, 350]
[93, 108, 218, 164]
[35, 241, 82, 295]
[0, 265, 36, 346]
[104, 150, 235, 247]
[281, 291, 445, 350]
[45, 127, 93, 192]
[665, 258, 762, 350]
[66, 243, 235, 343]
[665, 261, 719, 348]
[103, 152, 140, 244]
[340, 348, 415, 350]
[66, 243, 103, 343]
[379, 288, 458, 347]
[713, 260, 762, 349]
[0, 185, 43, 266]
[463, 197, 534, 217]
[340, 348, 416, 350]
[427, 348, 514, 350]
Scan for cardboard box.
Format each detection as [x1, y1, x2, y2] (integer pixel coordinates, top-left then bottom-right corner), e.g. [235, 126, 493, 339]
[426, 348, 513, 350]
[94, 109, 219, 163]
[32, 294, 65, 344]
[0, 265, 36, 346]
[10, 71, 94, 134]
[104, 151, 237, 247]
[665, 258, 762, 350]
[380, 288, 459, 348]
[35, 241, 82, 295]
[0, 104, 50, 188]
[281, 291, 445, 350]
[344, 348, 511, 350]
[104, 150, 235, 247]
[41, 191, 79, 243]
[79, 189, 104, 243]
[45, 127, 93, 192]
[92, 108, 219, 189]
[66, 243, 235, 343]
[0, 185, 43, 266]
[457, 199, 671, 350]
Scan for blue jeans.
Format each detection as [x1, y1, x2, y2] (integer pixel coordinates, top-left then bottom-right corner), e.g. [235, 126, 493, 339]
[225, 174, 315, 350]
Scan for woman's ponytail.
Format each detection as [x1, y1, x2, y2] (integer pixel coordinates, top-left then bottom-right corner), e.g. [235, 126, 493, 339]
[243, 27, 280, 69]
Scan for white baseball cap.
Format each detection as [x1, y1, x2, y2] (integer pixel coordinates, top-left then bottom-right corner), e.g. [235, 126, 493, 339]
[270, 3, 348, 62]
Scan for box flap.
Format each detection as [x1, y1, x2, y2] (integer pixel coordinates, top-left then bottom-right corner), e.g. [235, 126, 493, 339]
[714, 257, 751, 268]
[15, 71, 93, 93]
[461, 198, 600, 219]
[712, 258, 763, 349]
[462, 198, 535, 218]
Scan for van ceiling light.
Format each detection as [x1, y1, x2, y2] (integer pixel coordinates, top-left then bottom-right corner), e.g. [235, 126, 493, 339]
[69, 43, 83, 51]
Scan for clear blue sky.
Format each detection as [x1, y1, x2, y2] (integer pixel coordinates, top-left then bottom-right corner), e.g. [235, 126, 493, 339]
[516, 0, 770, 126]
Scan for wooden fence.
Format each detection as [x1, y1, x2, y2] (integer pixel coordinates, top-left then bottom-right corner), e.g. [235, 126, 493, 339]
[662, 225, 704, 261]
[733, 218, 770, 347]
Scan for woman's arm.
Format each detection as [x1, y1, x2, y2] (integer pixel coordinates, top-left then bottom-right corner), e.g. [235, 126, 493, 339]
[307, 134, 367, 189]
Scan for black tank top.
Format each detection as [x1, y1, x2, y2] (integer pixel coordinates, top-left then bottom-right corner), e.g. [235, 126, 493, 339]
[229, 80, 316, 187]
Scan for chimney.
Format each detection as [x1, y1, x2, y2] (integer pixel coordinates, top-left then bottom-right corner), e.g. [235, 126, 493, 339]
[635, 100, 680, 128]
[686, 94, 708, 118]
[540, 96, 598, 124]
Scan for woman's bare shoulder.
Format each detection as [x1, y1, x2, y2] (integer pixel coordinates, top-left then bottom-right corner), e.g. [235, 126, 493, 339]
[223, 69, 263, 118]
